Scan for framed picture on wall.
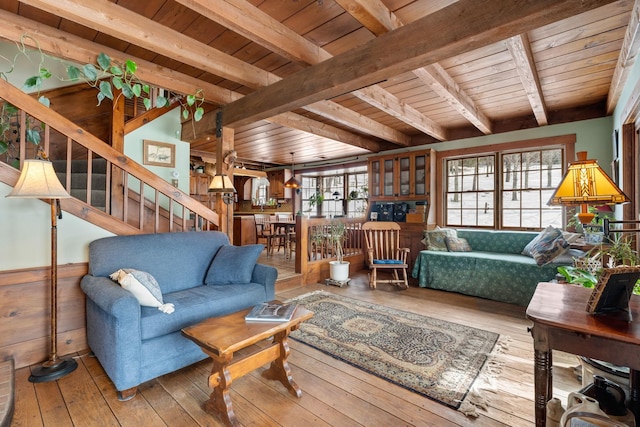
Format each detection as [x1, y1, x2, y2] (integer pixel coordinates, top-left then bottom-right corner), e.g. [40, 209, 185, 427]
[143, 140, 175, 168]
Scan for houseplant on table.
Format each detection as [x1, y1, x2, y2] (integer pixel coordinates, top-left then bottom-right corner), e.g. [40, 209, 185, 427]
[328, 220, 349, 281]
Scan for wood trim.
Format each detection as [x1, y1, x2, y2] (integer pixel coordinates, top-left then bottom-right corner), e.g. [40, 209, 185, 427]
[0, 263, 88, 369]
[623, 122, 636, 222]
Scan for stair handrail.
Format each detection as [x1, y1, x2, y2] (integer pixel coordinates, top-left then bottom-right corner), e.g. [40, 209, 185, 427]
[0, 78, 218, 231]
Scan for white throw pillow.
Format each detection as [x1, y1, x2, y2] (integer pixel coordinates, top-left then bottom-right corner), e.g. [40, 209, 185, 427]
[109, 269, 175, 314]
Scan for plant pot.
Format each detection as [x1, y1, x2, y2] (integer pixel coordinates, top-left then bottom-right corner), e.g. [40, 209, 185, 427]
[329, 260, 350, 281]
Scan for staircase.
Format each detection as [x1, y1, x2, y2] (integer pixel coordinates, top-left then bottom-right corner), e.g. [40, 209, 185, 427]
[53, 158, 108, 211]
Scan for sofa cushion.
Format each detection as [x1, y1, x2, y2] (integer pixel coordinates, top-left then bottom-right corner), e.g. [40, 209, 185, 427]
[139, 283, 268, 340]
[205, 244, 264, 285]
[88, 232, 230, 294]
[456, 229, 539, 254]
[109, 269, 175, 314]
[422, 227, 457, 251]
[446, 236, 472, 252]
[522, 226, 568, 265]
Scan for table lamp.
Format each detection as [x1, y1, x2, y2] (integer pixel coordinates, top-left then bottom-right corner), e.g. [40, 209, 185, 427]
[548, 151, 629, 225]
[6, 154, 77, 382]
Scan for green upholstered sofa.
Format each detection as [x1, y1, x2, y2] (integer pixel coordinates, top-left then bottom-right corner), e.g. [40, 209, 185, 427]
[411, 229, 572, 306]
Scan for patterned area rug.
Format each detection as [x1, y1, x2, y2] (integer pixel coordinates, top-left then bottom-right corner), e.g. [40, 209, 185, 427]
[288, 291, 501, 411]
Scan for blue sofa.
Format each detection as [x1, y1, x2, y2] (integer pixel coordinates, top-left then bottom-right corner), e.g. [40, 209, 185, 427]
[411, 229, 573, 306]
[80, 231, 276, 400]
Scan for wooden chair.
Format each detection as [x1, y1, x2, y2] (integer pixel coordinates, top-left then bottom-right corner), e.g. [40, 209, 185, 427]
[362, 221, 410, 289]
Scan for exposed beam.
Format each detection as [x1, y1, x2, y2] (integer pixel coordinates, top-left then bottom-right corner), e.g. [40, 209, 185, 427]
[351, 87, 447, 139]
[335, 0, 492, 135]
[506, 33, 548, 126]
[176, 0, 418, 143]
[22, 0, 409, 145]
[607, 0, 640, 114]
[222, 0, 613, 128]
[0, 8, 380, 152]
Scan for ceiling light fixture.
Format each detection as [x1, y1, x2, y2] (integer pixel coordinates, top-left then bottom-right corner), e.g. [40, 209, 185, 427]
[284, 152, 301, 189]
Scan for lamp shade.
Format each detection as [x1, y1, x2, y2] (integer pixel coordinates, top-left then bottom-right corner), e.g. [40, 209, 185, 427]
[548, 155, 629, 206]
[284, 176, 301, 189]
[6, 159, 69, 199]
[208, 174, 236, 193]
[548, 151, 629, 225]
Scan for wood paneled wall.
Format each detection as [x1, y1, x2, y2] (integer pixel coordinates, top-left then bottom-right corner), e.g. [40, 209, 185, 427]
[0, 263, 88, 369]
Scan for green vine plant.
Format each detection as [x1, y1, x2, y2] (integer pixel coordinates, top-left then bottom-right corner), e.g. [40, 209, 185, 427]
[0, 35, 205, 166]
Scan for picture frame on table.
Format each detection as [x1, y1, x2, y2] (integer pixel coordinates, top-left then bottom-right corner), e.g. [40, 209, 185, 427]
[143, 140, 175, 168]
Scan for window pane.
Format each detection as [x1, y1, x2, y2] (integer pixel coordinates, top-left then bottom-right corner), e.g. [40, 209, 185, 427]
[445, 147, 564, 230]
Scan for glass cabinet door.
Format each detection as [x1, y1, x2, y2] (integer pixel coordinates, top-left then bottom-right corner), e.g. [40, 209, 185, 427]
[383, 158, 394, 196]
[399, 156, 410, 196]
[371, 160, 381, 197]
[414, 154, 426, 196]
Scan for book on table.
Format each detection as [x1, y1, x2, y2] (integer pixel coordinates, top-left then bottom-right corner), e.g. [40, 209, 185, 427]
[245, 302, 297, 322]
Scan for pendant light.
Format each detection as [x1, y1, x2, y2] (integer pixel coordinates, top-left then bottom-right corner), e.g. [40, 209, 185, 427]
[284, 151, 301, 189]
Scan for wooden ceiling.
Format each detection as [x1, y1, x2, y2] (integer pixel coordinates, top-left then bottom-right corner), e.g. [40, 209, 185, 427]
[0, 0, 636, 168]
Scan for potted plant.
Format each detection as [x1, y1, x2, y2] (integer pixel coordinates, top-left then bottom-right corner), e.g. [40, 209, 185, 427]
[307, 191, 325, 217]
[328, 220, 349, 281]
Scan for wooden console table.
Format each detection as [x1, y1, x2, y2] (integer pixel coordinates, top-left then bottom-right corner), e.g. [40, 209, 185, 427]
[526, 282, 640, 427]
[182, 304, 313, 427]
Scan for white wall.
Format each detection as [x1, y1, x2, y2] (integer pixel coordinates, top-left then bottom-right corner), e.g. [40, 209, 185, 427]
[0, 109, 189, 271]
[0, 41, 80, 93]
[124, 108, 190, 195]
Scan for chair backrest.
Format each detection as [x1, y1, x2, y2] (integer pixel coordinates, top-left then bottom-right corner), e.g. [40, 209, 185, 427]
[254, 214, 271, 237]
[362, 221, 402, 262]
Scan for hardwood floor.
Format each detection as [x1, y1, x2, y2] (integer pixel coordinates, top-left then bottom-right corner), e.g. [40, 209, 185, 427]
[10, 259, 583, 426]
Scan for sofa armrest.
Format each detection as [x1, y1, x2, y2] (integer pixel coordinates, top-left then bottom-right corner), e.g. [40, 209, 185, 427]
[251, 263, 277, 300]
[81, 276, 140, 319]
[80, 275, 143, 391]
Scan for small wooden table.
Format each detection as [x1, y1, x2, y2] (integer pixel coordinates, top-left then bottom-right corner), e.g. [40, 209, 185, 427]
[526, 282, 640, 427]
[181, 304, 313, 427]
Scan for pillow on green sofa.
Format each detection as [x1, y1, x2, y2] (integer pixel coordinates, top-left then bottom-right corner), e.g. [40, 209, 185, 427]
[522, 226, 569, 265]
[205, 244, 264, 285]
[445, 236, 472, 252]
[422, 227, 457, 251]
[110, 269, 175, 314]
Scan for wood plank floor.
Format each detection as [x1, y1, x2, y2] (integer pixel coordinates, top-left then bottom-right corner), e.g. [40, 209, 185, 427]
[10, 258, 583, 426]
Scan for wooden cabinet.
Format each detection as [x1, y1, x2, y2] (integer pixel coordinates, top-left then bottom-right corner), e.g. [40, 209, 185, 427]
[369, 149, 434, 201]
[267, 169, 292, 199]
[190, 172, 212, 203]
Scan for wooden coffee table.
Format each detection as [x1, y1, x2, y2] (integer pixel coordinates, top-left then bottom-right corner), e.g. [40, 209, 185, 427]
[181, 303, 313, 427]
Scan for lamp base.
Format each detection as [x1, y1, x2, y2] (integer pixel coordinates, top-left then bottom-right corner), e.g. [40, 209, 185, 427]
[28, 357, 78, 383]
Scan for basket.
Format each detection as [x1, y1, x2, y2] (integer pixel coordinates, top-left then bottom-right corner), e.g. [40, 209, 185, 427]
[574, 253, 602, 275]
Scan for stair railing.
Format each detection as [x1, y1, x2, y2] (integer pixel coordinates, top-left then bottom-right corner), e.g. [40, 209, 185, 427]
[0, 78, 218, 234]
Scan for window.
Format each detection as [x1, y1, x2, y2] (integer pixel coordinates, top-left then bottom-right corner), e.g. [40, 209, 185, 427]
[445, 148, 564, 229]
[300, 170, 368, 218]
[501, 149, 563, 229]
[446, 156, 495, 227]
[346, 172, 368, 218]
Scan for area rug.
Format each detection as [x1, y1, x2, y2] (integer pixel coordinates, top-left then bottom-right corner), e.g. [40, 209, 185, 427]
[287, 291, 504, 413]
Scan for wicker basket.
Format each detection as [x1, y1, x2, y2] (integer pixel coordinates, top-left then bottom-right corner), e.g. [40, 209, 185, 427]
[574, 254, 602, 275]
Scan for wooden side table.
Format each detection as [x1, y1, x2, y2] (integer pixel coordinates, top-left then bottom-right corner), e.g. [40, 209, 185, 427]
[526, 282, 640, 427]
[182, 304, 313, 427]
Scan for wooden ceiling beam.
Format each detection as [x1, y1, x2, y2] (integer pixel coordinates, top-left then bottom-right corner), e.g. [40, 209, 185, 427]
[0, 9, 380, 155]
[607, 0, 640, 114]
[506, 33, 549, 126]
[176, 0, 420, 142]
[21, 0, 409, 145]
[336, 0, 492, 135]
[222, 0, 614, 128]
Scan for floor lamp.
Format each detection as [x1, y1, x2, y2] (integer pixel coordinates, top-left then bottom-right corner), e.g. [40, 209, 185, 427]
[6, 157, 78, 382]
